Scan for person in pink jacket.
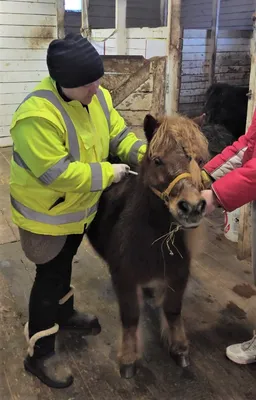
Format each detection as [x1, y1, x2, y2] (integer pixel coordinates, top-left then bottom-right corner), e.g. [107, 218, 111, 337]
[201, 108, 256, 365]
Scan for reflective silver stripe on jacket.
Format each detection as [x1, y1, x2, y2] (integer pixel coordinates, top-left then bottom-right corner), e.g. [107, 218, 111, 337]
[11, 195, 98, 225]
[89, 163, 103, 191]
[96, 88, 110, 130]
[16, 90, 80, 162]
[13, 88, 108, 189]
[128, 140, 145, 166]
[13, 151, 70, 184]
[109, 127, 131, 154]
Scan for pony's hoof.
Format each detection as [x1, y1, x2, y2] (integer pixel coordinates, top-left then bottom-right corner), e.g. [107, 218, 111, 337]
[119, 363, 137, 379]
[174, 353, 190, 368]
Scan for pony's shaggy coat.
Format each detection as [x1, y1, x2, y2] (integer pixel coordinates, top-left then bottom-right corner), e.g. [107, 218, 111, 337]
[87, 113, 209, 378]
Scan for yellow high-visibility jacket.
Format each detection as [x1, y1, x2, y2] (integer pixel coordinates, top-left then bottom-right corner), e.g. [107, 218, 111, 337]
[9, 76, 146, 236]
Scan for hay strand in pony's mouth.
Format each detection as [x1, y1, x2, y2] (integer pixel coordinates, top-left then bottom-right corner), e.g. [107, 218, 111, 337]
[151, 223, 183, 258]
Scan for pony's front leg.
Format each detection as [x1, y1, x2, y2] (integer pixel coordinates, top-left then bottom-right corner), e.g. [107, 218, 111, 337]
[112, 278, 141, 379]
[160, 287, 189, 368]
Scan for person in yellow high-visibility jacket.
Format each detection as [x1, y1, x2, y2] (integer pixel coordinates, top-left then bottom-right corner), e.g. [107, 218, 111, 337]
[9, 33, 147, 389]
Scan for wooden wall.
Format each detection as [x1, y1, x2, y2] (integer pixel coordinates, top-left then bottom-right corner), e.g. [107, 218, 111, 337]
[179, 29, 251, 117]
[65, 0, 161, 33]
[0, 0, 57, 147]
[181, 0, 255, 30]
[89, 27, 167, 57]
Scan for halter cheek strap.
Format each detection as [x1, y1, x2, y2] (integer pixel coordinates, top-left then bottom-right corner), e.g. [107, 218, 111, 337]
[151, 172, 192, 203]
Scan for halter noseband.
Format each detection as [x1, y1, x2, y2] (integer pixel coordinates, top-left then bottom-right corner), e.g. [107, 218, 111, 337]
[151, 172, 192, 204]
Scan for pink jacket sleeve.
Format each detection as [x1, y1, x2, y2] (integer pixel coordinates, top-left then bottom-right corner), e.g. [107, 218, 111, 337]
[203, 109, 256, 212]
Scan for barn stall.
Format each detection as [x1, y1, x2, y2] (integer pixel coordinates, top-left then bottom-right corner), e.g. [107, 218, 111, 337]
[64, 0, 254, 117]
[64, 0, 255, 267]
[1, 1, 256, 399]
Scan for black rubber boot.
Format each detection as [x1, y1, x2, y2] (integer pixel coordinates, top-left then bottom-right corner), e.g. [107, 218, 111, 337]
[59, 309, 102, 334]
[24, 352, 73, 389]
[23, 323, 73, 389]
[58, 291, 101, 334]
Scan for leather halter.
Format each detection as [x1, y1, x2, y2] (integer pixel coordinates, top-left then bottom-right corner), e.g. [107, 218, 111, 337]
[151, 172, 192, 204]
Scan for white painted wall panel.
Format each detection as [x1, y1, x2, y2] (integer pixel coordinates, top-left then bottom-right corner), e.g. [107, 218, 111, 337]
[0, 0, 57, 147]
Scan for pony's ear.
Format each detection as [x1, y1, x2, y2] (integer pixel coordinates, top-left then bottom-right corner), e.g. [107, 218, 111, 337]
[143, 114, 159, 142]
[192, 113, 205, 127]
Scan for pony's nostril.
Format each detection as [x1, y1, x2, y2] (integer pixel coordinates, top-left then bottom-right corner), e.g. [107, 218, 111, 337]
[178, 200, 192, 215]
[197, 199, 206, 214]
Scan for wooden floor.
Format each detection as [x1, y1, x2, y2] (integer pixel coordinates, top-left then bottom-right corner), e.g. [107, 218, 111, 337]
[1, 146, 256, 400]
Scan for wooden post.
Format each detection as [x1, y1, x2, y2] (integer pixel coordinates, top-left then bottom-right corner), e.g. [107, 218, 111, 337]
[165, 0, 182, 115]
[81, 0, 90, 37]
[237, 14, 256, 281]
[56, 0, 65, 39]
[208, 0, 221, 85]
[160, 0, 168, 26]
[115, 0, 127, 55]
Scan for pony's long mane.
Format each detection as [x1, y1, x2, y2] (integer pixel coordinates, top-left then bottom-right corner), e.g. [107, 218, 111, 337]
[148, 114, 209, 189]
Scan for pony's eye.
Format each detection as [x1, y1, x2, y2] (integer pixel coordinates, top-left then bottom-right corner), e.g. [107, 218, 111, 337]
[153, 157, 163, 166]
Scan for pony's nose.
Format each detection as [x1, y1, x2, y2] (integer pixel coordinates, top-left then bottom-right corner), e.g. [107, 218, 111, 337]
[178, 199, 206, 215]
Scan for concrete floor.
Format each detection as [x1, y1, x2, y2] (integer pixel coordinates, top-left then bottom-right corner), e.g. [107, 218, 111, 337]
[1, 146, 256, 400]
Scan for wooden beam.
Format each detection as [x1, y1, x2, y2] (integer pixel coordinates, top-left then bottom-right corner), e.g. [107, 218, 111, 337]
[151, 57, 167, 117]
[115, 0, 127, 55]
[81, 0, 90, 37]
[208, 0, 221, 85]
[56, 0, 65, 39]
[160, 0, 168, 26]
[237, 13, 256, 279]
[165, 0, 182, 115]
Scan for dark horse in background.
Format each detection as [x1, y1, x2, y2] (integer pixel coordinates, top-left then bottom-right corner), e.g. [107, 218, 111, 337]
[194, 82, 249, 157]
[87, 113, 210, 379]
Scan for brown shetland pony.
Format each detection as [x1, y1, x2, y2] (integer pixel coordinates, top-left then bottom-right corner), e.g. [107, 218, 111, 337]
[87, 113, 210, 379]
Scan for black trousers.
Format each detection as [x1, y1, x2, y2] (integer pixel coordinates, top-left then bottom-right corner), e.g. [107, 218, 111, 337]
[28, 231, 84, 356]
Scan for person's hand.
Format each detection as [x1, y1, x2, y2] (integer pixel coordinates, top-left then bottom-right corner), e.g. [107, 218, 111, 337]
[201, 189, 219, 215]
[112, 164, 130, 183]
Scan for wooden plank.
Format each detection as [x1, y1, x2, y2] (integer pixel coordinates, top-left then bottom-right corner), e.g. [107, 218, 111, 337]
[118, 110, 146, 126]
[0, 1, 56, 15]
[0, 25, 56, 38]
[0, 82, 38, 94]
[0, 71, 48, 83]
[100, 75, 130, 91]
[0, 105, 19, 116]
[115, 0, 127, 55]
[56, 0, 65, 39]
[179, 95, 206, 104]
[209, 0, 221, 85]
[0, 60, 47, 72]
[0, 126, 12, 138]
[0, 115, 13, 127]
[117, 92, 152, 111]
[10, 0, 55, 2]
[111, 60, 151, 107]
[182, 45, 210, 53]
[0, 49, 47, 61]
[1, 93, 29, 106]
[0, 136, 13, 147]
[0, 37, 53, 49]
[91, 26, 168, 40]
[81, 0, 89, 37]
[165, 0, 182, 115]
[150, 57, 166, 117]
[102, 55, 147, 73]
[217, 45, 250, 52]
[0, 14, 56, 26]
